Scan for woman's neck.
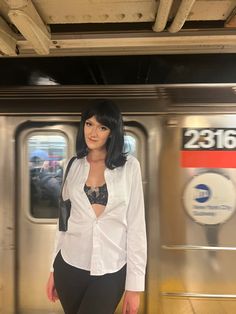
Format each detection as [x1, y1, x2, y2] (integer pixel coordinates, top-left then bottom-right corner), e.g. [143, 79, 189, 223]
[87, 149, 107, 162]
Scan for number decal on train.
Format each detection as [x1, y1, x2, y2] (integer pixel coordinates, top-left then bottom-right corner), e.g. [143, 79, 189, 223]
[182, 128, 236, 150]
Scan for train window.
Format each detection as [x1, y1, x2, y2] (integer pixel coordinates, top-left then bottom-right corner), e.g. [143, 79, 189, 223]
[124, 134, 137, 156]
[28, 134, 67, 219]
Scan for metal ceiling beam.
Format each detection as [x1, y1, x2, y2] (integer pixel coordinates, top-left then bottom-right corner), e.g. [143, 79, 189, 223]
[6, 0, 51, 55]
[10, 30, 236, 56]
[0, 16, 17, 55]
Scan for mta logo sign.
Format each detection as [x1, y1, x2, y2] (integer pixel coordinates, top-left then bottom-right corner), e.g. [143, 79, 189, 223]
[194, 184, 211, 203]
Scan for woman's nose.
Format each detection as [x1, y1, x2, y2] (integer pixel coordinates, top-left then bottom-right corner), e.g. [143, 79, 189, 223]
[90, 127, 97, 136]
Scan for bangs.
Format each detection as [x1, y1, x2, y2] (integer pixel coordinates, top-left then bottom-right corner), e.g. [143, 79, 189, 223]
[96, 115, 116, 130]
[85, 110, 117, 130]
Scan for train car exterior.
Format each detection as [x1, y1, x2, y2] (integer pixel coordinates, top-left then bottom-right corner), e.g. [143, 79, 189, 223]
[1, 84, 236, 314]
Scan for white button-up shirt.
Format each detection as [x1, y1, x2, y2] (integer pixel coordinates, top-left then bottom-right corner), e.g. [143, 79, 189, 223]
[51, 155, 147, 291]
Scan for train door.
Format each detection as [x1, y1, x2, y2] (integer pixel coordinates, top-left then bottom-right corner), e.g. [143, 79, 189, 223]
[17, 121, 77, 314]
[159, 114, 236, 313]
[16, 116, 150, 314]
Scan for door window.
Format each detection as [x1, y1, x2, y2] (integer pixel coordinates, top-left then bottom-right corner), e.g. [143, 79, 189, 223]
[28, 134, 67, 218]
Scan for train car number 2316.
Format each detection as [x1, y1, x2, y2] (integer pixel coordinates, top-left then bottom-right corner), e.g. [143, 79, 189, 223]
[182, 128, 236, 150]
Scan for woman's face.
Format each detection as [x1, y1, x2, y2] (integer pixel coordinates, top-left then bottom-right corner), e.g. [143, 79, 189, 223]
[84, 116, 111, 151]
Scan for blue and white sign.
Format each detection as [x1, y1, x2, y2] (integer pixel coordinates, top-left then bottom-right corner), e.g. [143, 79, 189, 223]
[183, 173, 236, 225]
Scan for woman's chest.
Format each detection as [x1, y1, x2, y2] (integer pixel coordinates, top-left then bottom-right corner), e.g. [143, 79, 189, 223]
[69, 166, 128, 208]
[86, 163, 106, 187]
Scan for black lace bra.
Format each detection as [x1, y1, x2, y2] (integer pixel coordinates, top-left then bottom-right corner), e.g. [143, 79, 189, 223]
[84, 183, 108, 206]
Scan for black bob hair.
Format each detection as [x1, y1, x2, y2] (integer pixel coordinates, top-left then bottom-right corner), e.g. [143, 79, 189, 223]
[76, 100, 127, 169]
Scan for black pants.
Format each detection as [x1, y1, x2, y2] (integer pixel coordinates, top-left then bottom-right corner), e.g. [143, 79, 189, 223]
[53, 251, 126, 314]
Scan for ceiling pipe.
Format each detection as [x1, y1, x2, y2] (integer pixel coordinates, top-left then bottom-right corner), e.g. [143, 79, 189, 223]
[168, 0, 196, 33]
[152, 0, 174, 32]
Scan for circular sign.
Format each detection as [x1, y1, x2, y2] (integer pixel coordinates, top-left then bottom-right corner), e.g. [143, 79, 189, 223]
[183, 173, 236, 225]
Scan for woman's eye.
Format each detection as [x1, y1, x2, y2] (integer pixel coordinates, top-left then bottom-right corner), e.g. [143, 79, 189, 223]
[100, 126, 109, 131]
[85, 121, 92, 127]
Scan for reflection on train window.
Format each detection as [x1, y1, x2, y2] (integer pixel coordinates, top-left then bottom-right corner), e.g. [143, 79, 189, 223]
[28, 134, 67, 219]
[124, 134, 137, 157]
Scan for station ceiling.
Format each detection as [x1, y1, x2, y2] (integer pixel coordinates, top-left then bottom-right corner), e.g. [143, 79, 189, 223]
[0, 0, 236, 57]
[1, 1, 236, 86]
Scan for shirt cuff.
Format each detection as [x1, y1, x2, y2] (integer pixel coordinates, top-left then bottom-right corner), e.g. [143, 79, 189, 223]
[50, 265, 54, 272]
[125, 273, 145, 291]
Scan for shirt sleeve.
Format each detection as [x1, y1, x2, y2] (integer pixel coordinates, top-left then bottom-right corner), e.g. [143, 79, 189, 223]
[50, 225, 65, 272]
[125, 158, 147, 291]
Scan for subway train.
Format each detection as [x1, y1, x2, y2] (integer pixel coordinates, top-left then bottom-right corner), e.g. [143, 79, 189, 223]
[1, 1, 236, 313]
[1, 69, 236, 314]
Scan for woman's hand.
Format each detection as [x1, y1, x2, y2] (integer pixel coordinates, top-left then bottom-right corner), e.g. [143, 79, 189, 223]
[46, 272, 59, 302]
[122, 291, 140, 314]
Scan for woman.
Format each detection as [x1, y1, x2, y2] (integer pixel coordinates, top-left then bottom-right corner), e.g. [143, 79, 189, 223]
[46, 100, 147, 314]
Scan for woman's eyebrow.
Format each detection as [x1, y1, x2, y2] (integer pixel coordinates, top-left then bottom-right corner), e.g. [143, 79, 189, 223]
[86, 119, 103, 126]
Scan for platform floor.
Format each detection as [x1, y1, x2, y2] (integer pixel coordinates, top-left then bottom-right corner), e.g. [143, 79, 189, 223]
[160, 298, 236, 314]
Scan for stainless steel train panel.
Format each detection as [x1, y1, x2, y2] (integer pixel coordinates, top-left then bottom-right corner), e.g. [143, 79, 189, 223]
[0, 117, 17, 314]
[159, 114, 236, 301]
